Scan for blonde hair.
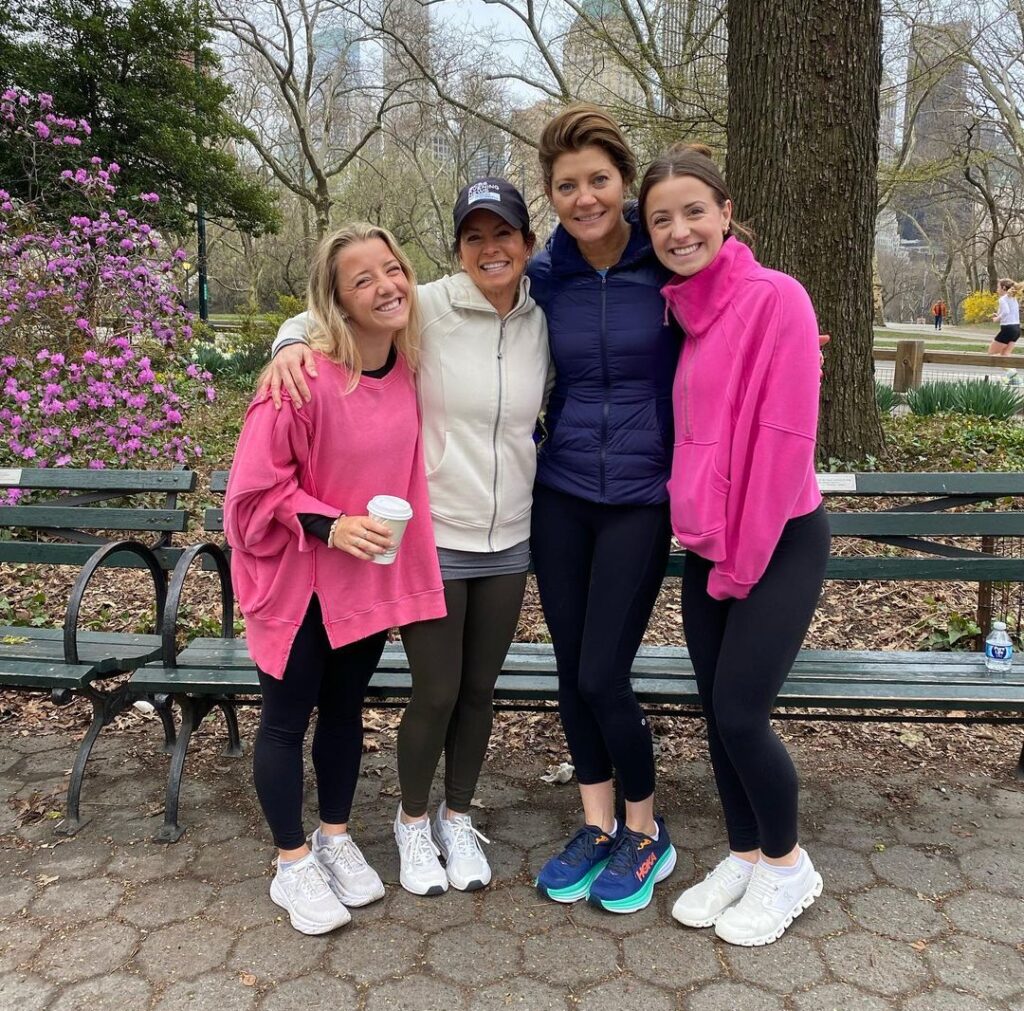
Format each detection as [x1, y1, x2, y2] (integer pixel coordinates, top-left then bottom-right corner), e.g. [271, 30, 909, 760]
[538, 103, 637, 192]
[998, 277, 1015, 292]
[305, 222, 421, 391]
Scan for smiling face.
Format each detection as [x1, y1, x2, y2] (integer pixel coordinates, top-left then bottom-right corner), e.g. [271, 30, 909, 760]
[458, 208, 533, 310]
[334, 237, 411, 339]
[547, 145, 627, 246]
[644, 175, 733, 278]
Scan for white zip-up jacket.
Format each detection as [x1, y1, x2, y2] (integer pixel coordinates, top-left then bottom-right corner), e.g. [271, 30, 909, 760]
[273, 271, 551, 552]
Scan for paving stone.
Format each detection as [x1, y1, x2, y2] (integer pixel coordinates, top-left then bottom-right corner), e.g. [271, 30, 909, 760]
[0, 918, 46, 973]
[29, 839, 113, 880]
[228, 922, 327, 981]
[904, 992, 1005, 1011]
[120, 877, 214, 928]
[829, 778, 897, 817]
[190, 837, 271, 884]
[577, 977, 675, 1011]
[389, 886, 477, 932]
[925, 934, 1024, 1002]
[808, 843, 875, 893]
[36, 919, 140, 984]
[788, 893, 853, 939]
[467, 777, 528, 810]
[487, 839, 528, 881]
[8, 733, 68, 755]
[363, 974, 466, 1011]
[481, 884, 565, 935]
[259, 972, 358, 1010]
[0, 972, 54, 1011]
[205, 875, 274, 932]
[426, 923, 519, 985]
[822, 933, 930, 996]
[847, 885, 947, 941]
[48, 971, 151, 1011]
[523, 925, 619, 987]
[621, 926, 719, 989]
[809, 815, 893, 851]
[468, 977, 567, 1011]
[687, 981, 785, 1011]
[569, 893, 664, 935]
[325, 920, 422, 984]
[870, 845, 963, 897]
[134, 920, 235, 982]
[723, 934, 826, 991]
[942, 889, 1024, 943]
[487, 808, 566, 847]
[107, 841, 196, 881]
[959, 846, 1024, 897]
[990, 786, 1024, 817]
[30, 875, 123, 922]
[791, 982, 894, 1011]
[0, 877, 36, 918]
[152, 972, 259, 1011]
[673, 815, 728, 851]
[185, 809, 257, 847]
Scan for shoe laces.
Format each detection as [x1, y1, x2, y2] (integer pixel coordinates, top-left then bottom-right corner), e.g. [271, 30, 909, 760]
[604, 830, 645, 877]
[290, 856, 333, 901]
[707, 857, 746, 886]
[321, 834, 368, 875]
[446, 815, 490, 859]
[559, 825, 606, 867]
[737, 864, 780, 910]
[401, 819, 442, 867]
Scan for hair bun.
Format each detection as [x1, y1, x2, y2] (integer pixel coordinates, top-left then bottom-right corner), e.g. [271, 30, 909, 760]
[666, 141, 714, 158]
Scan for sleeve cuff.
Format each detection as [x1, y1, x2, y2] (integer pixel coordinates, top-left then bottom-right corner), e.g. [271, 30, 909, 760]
[707, 569, 756, 601]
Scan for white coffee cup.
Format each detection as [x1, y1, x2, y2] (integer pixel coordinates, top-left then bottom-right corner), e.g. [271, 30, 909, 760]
[367, 495, 413, 565]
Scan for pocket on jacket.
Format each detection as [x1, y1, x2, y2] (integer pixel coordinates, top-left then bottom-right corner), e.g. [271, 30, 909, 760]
[667, 440, 729, 556]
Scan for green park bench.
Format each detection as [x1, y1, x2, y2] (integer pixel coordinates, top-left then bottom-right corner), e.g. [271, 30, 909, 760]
[0, 466, 194, 833]
[129, 470, 1024, 843]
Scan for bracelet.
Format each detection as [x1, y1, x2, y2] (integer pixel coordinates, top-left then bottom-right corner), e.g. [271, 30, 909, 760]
[327, 514, 343, 548]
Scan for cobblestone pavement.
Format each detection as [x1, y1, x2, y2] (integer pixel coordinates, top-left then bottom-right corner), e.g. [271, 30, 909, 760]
[0, 723, 1022, 1010]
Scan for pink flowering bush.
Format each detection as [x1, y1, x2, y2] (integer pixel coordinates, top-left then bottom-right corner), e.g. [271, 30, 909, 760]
[0, 89, 213, 491]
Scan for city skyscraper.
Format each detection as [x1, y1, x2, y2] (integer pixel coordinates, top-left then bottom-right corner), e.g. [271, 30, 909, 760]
[562, 0, 646, 110]
[659, 0, 727, 134]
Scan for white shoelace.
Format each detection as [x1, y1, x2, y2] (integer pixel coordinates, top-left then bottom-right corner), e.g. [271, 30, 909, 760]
[446, 816, 491, 859]
[321, 835, 368, 875]
[707, 857, 749, 886]
[738, 865, 780, 910]
[401, 820, 442, 867]
[290, 857, 333, 901]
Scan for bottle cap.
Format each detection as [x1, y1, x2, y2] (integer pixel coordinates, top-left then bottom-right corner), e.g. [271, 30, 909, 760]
[994, 621, 1008, 630]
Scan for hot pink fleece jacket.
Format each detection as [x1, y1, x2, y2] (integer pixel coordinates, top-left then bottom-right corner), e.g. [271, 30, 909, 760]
[224, 352, 445, 677]
[661, 237, 822, 600]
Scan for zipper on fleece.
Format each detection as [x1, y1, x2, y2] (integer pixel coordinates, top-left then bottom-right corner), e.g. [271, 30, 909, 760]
[487, 319, 506, 550]
[599, 274, 609, 502]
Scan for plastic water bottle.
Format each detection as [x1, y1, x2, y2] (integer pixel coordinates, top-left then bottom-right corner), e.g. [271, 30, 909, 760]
[984, 621, 1014, 674]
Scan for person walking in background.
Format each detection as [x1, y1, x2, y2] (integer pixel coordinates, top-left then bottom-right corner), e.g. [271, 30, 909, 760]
[225, 223, 446, 934]
[932, 298, 946, 331]
[988, 279, 1021, 356]
[263, 179, 550, 897]
[530, 104, 679, 915]
[639, 144, 829, 946]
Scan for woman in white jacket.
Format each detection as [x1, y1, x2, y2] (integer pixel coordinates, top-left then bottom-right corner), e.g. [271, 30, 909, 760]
[265, 179, 550, 897]
[988, 278, 1021, 356]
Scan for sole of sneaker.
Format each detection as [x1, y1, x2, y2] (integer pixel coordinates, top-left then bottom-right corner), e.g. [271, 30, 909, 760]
[329, 879, 386, 907]
[269, 878, 351, 935]
[434, 839, 492, 892]
[588, 845, 678, 915]
[535, 858, 610, 904]
[399, 875, 447, 897]
[714, 872, 823, 946]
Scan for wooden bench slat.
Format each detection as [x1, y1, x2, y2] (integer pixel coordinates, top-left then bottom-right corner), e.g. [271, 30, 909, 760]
[0, 468, 195, 492]
[0, 506, 189, 532]
[210, 472, 229, 492]
[0, 544, 184, 568]
[0, 659, 97, 689]
[829, 512, 1024, 535]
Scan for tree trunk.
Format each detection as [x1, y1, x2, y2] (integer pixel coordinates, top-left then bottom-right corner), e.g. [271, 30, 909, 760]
[727, 0, 884, 462]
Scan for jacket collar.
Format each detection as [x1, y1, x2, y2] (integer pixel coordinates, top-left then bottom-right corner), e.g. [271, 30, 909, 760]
[444, 270, 536, 318]
[547, 202, 653, 277]
[661, 236, 753, 338]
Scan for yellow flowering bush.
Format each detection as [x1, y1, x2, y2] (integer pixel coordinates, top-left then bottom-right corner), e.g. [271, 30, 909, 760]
[961, 290, 999, 324]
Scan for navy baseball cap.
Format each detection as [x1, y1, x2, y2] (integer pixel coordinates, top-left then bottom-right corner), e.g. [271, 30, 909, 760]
[453, 177, 530, 239]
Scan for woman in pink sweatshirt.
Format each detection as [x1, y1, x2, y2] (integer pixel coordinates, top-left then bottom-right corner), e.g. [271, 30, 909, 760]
[638, 144, 829, 947]
[224, 222, 446, 935]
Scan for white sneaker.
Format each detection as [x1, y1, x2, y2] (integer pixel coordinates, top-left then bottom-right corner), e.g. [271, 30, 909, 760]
[393, 805, 448, 896]
[672, 856, 753, 928]
[433, 802, 492, 891]
[714, 850, 823, 946]
[269, 852, 351, 935]
[312, 829, 385, 907]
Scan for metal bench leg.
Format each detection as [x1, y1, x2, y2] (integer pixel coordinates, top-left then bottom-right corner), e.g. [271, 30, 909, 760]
[153, 694, 177, 755]
[1017, 739, 1024, 782]
[55, 684, 130, 837]
[154, 696, 213, 844]
[216, 700, 244, 758]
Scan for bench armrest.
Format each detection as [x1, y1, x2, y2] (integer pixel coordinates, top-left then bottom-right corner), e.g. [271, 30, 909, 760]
[64, 540, 167, 665]
[161, 542, 234, 664]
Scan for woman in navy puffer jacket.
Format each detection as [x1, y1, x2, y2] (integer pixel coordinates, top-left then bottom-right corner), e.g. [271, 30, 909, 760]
[533, 105, 680, 915]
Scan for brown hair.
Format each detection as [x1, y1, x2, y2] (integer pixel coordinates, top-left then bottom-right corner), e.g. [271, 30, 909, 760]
[538, 103, 637, 192]
[999, 277, 1014, 292]
[638, 142, 752, 243]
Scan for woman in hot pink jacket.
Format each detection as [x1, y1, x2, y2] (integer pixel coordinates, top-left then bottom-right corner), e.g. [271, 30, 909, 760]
[224, 222, 445, 936]
[638, 144, 829, 948]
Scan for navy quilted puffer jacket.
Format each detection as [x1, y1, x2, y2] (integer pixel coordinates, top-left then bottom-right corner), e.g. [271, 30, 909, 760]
[527, 207, 680, 505]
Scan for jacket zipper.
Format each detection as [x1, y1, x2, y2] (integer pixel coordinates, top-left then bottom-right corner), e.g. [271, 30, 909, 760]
[681, 336, 696, 439]
[599, 274, 609, 501]
[487, 318, 506, 550]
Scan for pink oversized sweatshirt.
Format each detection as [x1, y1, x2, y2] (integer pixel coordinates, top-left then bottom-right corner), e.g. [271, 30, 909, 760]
[661, 237, 823, 601]
[224, 352, 446, 677]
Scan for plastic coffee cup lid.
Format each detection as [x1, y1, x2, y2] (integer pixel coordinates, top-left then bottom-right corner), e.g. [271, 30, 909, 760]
[367, 495, 412, 521]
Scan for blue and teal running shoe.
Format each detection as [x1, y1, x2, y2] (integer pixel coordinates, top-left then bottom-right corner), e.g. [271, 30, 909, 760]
[535, 824, 617, 903]
[587, 816, 676, 914]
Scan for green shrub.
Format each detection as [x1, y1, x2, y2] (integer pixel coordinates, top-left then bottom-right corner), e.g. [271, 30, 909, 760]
[904, 381, 959, 415]
[952, 379, 1024, 420]
[875, 381, 902, 414]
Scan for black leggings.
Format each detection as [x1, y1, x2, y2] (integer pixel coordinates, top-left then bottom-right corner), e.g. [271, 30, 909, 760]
[253, 596, 387, 850]
[531, 483, 671, 802]
[682, 505, 829, 858]
[397, 571, 528, 817]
